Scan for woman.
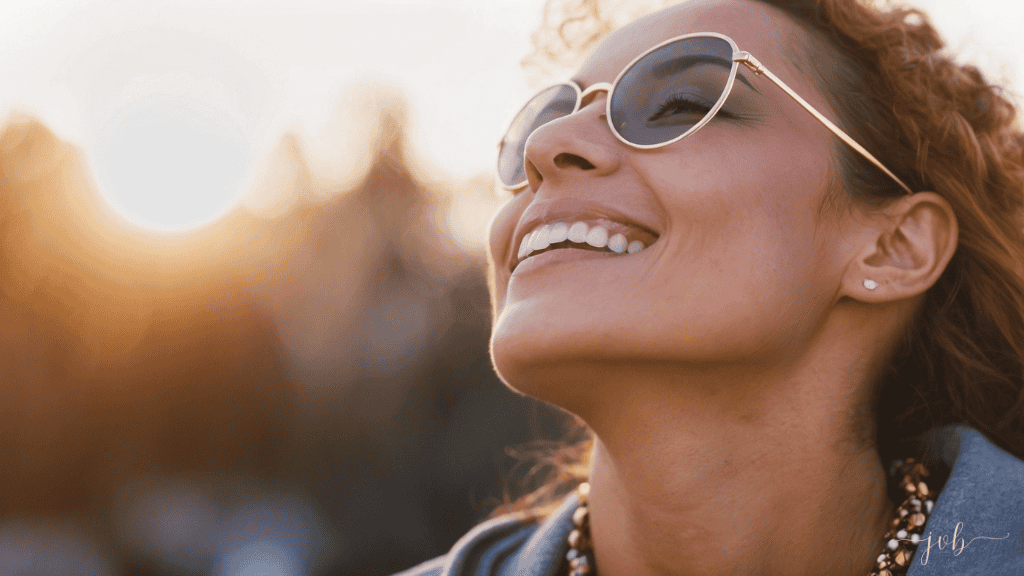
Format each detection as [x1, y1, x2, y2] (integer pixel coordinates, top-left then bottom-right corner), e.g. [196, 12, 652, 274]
[398, 0, 1024, 574]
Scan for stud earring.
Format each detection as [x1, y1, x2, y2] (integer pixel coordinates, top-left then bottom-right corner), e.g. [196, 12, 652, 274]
[863, 279, 879, 290]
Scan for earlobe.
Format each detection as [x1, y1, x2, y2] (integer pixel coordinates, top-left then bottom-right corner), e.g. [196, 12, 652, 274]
[843, 192, 958, 304]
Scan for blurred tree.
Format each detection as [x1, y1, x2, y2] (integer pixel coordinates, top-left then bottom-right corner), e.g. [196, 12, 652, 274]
[0, 95, 570, 576]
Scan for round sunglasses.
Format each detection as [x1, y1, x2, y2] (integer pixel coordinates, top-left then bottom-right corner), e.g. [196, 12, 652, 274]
[497, 32, 912, 195]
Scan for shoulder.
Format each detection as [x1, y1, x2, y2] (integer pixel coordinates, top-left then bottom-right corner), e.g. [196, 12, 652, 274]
[909, 424, 1024, 575]
[392, 494, 580, 576]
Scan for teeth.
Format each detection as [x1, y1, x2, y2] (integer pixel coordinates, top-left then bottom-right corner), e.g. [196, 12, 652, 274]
[567, 222, 589, 243]
[517, 220, 653, 263]
[530, 224, 551, 251]
[608, 233, 627, 254]
[549, 222, 569, 243]
[585, 226, 608, 248]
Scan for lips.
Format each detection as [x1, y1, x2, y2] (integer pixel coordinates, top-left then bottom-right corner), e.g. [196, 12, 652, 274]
[511, 202, 661, 272]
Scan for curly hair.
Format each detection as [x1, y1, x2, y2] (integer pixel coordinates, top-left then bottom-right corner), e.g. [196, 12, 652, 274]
[492, 0, 1024, 518]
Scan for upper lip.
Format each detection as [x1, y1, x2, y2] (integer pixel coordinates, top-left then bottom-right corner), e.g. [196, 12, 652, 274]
[510, 198, 662, 272]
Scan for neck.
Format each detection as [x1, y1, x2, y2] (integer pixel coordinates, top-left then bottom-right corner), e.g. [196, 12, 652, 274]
[575, 364, 895, 576]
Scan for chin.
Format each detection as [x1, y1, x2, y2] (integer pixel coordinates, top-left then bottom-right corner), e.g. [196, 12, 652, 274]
[490, 312, 593, 403]
[488, 306, 654, 414]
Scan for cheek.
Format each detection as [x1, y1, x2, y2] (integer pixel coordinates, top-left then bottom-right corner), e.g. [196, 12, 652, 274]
[635, 134, 834, 344]
[718, 179, 837, 349]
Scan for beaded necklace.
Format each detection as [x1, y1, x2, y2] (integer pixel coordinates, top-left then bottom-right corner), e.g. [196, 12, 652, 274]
[565, 458, 932, 576]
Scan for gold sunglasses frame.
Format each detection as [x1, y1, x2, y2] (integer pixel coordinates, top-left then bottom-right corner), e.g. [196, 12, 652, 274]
[499, 31, 913, 195]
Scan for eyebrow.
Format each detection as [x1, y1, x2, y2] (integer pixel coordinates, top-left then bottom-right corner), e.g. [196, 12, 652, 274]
[649, 54, 760, 93]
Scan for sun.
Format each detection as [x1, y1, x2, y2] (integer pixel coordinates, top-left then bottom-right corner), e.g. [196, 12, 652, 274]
[91, 90, 252, 233]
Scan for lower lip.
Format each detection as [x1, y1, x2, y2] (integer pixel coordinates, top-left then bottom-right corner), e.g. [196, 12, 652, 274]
[510, 247, 634, 277]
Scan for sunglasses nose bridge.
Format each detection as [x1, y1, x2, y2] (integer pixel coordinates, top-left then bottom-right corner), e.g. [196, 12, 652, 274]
[578, 82, 613, 108]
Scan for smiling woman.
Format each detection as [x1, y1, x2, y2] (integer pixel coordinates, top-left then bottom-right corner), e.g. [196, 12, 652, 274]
[394, 0, 1024, 575]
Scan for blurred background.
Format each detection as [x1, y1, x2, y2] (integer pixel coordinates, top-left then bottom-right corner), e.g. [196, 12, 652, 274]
[0, 0, 1021, 574]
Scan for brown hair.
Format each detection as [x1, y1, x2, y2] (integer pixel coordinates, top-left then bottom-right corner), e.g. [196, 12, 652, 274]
[492, 0, 1024, 518]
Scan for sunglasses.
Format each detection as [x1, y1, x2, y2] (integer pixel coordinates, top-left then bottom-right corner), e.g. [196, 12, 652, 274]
[497, 32, 912, 195]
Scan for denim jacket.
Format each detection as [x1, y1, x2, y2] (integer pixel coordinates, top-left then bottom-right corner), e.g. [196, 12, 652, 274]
[395, 425, 1024, 576]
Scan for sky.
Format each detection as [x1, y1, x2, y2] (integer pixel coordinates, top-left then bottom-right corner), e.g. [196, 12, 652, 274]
[1, 0, 1022, 232]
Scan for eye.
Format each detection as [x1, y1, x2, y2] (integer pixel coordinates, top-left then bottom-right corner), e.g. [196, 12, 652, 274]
[647, 95, 717, 124]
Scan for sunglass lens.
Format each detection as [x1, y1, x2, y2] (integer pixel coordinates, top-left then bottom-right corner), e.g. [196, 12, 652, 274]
[498, 83, 579, 188]
[610, 36, 734, 146]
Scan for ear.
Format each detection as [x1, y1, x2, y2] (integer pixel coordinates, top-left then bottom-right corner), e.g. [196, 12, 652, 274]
[842, 192, 958, 304]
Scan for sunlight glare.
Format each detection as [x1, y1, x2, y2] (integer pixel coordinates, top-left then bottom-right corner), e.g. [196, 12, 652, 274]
[92, 89, 252, 233]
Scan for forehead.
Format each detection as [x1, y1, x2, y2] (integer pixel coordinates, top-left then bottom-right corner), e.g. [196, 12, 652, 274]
[576, 0, 804, 82]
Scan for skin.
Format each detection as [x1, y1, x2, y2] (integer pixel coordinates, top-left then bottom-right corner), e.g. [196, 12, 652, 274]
[486, 0, 959, 575]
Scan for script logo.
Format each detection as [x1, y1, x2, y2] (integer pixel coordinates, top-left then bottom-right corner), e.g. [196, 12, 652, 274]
[915, 522, 1009, 565]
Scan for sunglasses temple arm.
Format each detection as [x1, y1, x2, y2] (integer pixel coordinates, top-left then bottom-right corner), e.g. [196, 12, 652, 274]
[734, 53, 913, 195]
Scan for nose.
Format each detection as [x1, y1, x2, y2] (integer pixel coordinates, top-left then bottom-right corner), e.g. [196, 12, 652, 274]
[521, 84, 622, 193]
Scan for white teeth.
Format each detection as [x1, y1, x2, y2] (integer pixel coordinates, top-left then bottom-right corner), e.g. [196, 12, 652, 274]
[530, 224, 551, 251]
[549, 222, 569, 243]
[567, 222, 589, 243]
[517, 220, 653, 264]
[585, 226, 608, 248]
[608, 233, 627, 254]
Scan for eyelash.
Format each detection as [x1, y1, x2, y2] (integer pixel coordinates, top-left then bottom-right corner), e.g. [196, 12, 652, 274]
[649, 95, 726, 122]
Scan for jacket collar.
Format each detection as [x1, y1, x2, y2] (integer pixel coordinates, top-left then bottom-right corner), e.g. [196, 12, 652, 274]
[907, 424, 1024, 574]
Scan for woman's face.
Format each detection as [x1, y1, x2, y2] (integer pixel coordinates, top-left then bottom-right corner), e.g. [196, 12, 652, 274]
[488, 0, 856, 393]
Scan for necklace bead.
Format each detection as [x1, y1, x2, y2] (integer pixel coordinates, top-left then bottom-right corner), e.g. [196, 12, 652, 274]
[564, 458, 932, 576]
